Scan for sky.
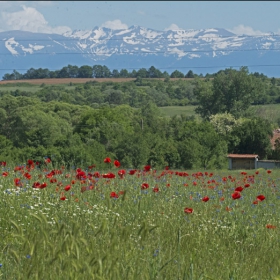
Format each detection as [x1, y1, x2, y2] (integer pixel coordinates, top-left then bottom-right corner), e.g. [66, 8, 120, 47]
[0, 1, 280, 35]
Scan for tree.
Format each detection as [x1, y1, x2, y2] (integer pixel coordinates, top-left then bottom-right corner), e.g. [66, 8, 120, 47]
[170, 70, 184, 78]
[78, 65, 93, 78]
[194, 67, 265, 119]
[185, 70, 195, 78]
[229, 117, 273, 159]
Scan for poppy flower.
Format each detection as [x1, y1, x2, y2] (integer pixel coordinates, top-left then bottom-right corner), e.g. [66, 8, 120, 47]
[32, 182, 41, 188]
[110, 192, 119, 198]
[255, 171, 259, 175]
[231, 191, 241, 200]
[235, 186, 244, 192]
[0, 161, 6, 166]
[102, 173, 115, 179]
[114, 160, 121, 168]
[184, 207, 193, 214]
[202, 196, 209, 202]
[64, 185, 71, 191]
[153, 187, 159, 193]
[2, 171, 8, 177]
[244, 183, 250, 188]
[267, 170, 272, 174]
[45, 158, 51, 164]
[141, 183, 149, 189]
[266, 224, 276, 229]
[144, 165, 151, 172]
[118, 169, 126, 178]
[40, 182, 47, 189]
[60, 196, 66, 201]
[129, 169, 137, 175]
[13, 178, 21, 187]
[257, 195, 265, 201]
[104, 157, 111, 163]
[253, 200, 259, 205]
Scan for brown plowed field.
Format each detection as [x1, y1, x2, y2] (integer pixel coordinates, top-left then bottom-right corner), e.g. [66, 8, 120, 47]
[0, 77, 199, 85]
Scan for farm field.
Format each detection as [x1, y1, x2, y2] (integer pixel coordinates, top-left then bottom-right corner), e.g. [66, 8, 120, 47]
[1, 159, 280, 279]
[0, 77, 198, 85]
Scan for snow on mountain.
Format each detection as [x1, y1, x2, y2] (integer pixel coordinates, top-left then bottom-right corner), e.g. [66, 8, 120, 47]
[1, 26, 280, 77]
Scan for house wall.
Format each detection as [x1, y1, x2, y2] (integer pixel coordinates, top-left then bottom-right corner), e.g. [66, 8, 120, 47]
[257, 160, 280, 169]
[230, 158, 256, 170]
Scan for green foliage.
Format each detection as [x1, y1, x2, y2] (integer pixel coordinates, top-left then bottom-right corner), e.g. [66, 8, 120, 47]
[229, 117, 273, 158]
[194, 67, 266, 119]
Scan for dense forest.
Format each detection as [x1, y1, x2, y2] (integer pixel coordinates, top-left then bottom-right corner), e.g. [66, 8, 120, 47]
[0, 66, 280, 169]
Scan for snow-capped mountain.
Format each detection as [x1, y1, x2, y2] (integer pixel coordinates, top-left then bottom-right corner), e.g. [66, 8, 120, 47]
[0, 25, 280, 78]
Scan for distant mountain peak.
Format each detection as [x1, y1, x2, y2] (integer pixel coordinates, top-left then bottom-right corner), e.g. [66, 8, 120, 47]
[0, 25, 280, 78]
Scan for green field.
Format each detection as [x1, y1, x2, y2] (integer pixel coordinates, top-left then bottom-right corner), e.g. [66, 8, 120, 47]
[1, 164, 280, 279]
[159, 104, 280, 124]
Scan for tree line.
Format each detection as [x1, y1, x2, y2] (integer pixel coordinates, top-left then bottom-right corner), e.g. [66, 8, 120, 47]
[2, 64, 273, 81]
[0, 67, 280, 168]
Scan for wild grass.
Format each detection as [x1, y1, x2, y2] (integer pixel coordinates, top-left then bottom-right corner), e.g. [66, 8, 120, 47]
[1, 163, 280, 279]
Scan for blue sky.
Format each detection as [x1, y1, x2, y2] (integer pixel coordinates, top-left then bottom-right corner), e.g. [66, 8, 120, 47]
[0, 1, 280, 35]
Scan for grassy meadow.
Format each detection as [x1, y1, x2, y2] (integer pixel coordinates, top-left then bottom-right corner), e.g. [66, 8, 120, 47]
[1, 160, 280, 279]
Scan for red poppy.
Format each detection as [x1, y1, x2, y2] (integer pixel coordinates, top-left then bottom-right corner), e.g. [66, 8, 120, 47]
[2, 171, 8, 177]
[93, 171, 100, 178]
[141, 183, 149, 189]
[104, 157, 111, 163]
[267, 170, 272, 174]
[102, 173, 116, 179]
[202, 196, 209, 202]
[110, 191, 119, 198]
[40, 182, 47, 189]
[64, 185, 71, 191]
[32, 182, 41, 188]
[60, 196, 66, 201]
[24, 172, 32, 180]
[76, 170, 87, 180]
[266, 224, 276, 229]
[231, 191, 241, 200]
[129, 169, 137, 175]
[45, 158, 51, 164]
[50, 178, 57, 183]
[255, 171, 259, 175]
[144, 165, 151, 172]
[114, 160, 121, 168]
[27, 159, 34, 166]
[253, 200, 259, 205]
[0, 161, 6, 166]
[118, 169, 126, 178]
[235, 186, 244, 192]
[244, 183, 250, 188]
[184, 207, 193, 214]
[14, 178, 21, 186]
[257, 194, 265, 201]
[153, 187, 159, 193]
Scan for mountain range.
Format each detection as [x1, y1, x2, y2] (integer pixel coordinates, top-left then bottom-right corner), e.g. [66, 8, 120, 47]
[1, 25, 280, 78]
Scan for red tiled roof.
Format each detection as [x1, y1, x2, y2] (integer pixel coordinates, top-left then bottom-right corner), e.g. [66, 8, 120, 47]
[227, 154, 258, 158]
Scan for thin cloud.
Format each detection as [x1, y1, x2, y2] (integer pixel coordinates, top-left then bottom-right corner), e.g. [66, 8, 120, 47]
[137, 10, 145, 16]
[164, 24, 184, 31]
[100, 19, 128, 30]
[0, 5, 71, 34]
[227, 24, 268, 36]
